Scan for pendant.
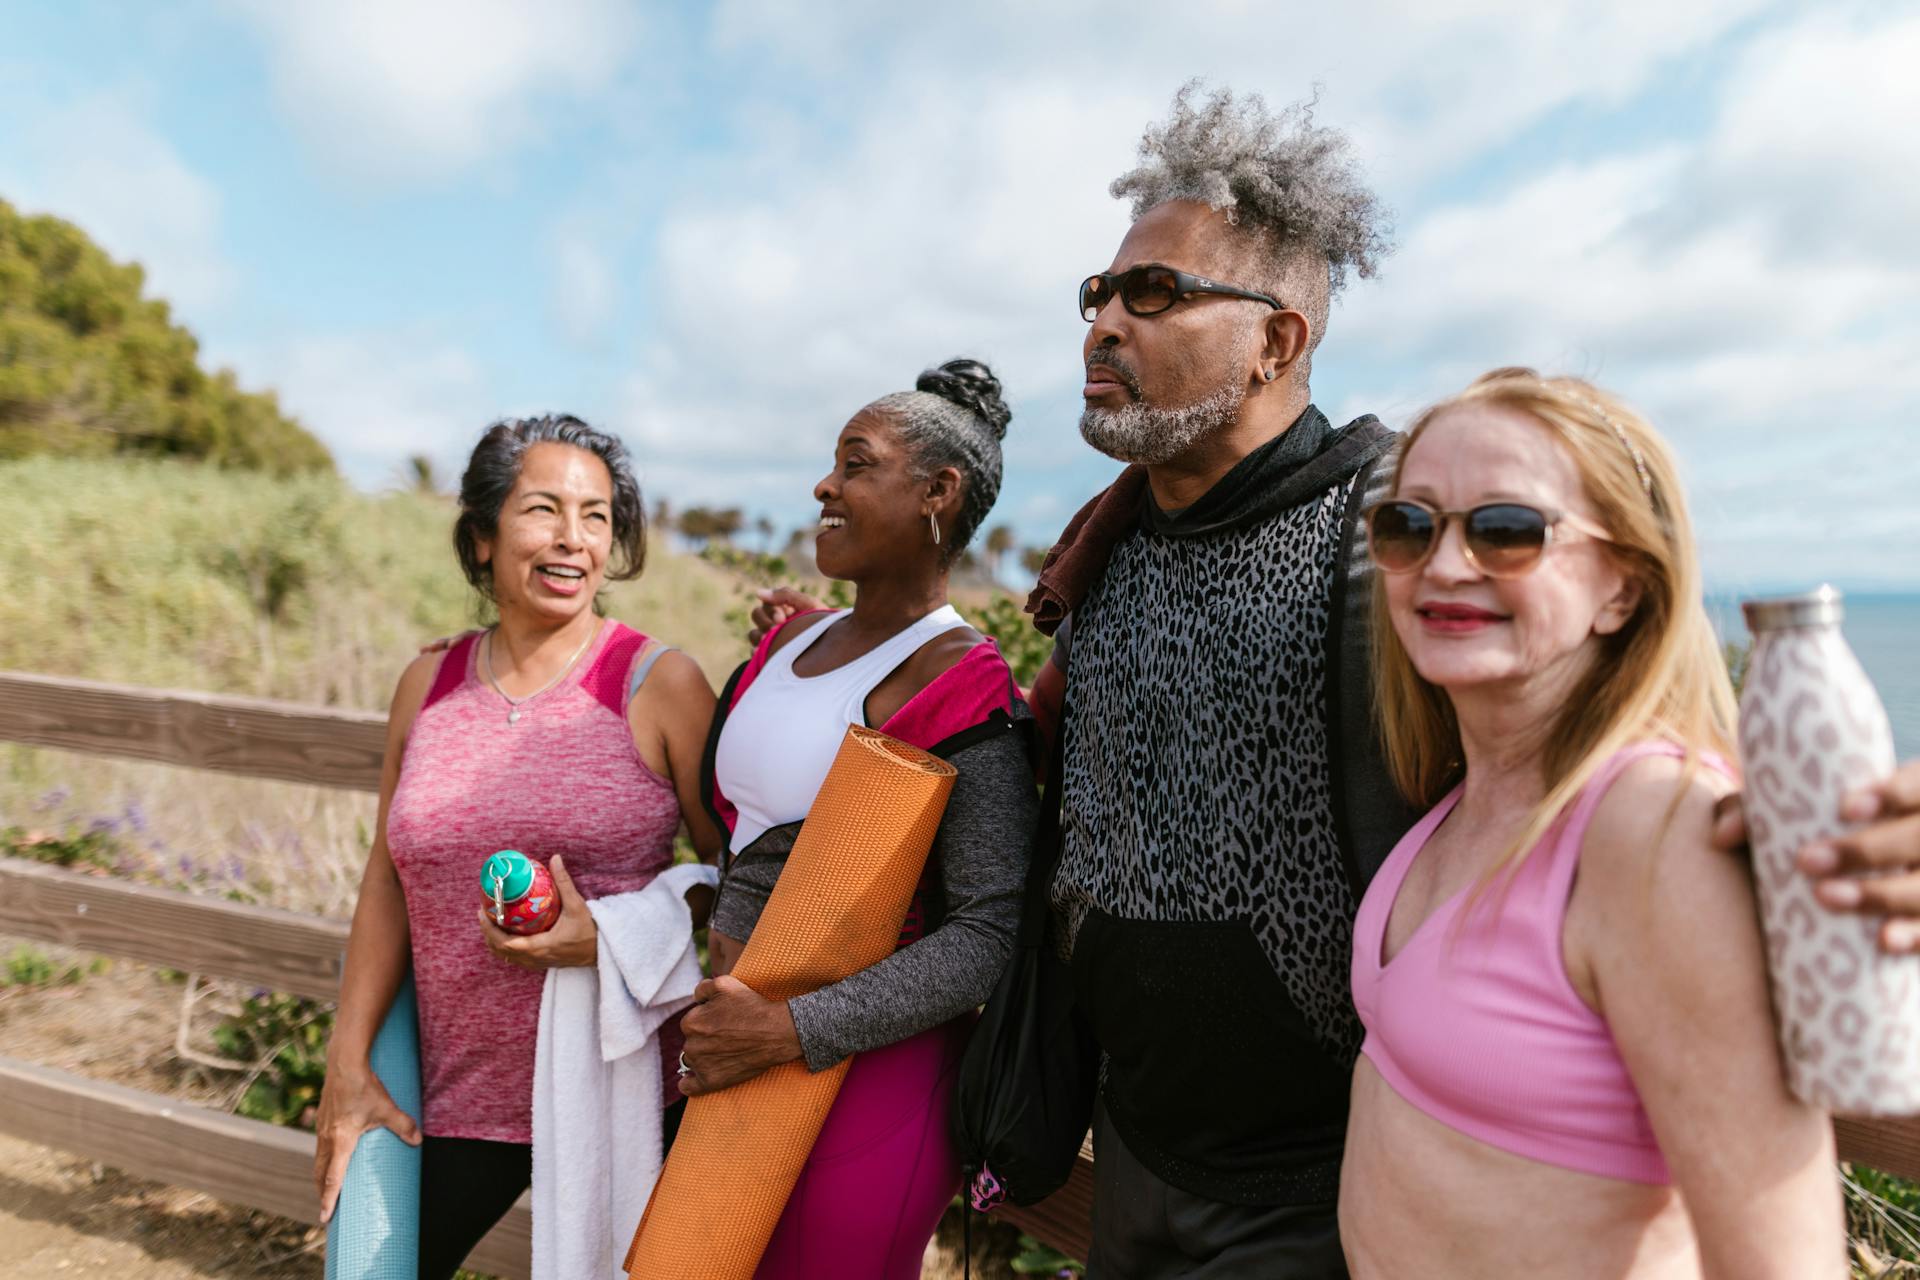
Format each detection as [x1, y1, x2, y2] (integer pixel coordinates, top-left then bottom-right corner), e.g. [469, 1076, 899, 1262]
[507, 708, 521, 725]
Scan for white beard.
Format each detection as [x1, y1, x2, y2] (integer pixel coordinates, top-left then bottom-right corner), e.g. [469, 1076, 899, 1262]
[1078, 379, 1247, 465]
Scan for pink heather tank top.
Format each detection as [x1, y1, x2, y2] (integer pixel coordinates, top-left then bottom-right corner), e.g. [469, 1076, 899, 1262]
[384, 621, 684, 1143]
[1351, 742, 1729, 1185]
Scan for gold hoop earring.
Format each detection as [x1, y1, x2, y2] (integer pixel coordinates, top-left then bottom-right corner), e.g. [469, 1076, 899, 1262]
[928, 510, 941, 546]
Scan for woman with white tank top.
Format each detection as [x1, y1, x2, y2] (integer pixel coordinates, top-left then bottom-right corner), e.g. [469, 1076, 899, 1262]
[667, 360, 1039, 1279]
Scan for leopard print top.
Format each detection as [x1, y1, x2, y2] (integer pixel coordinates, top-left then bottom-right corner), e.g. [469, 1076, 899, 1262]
[1052, 477, 1364, 1065]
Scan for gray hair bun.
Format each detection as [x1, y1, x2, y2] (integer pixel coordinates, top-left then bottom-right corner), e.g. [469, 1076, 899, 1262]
[916, 358, 1011, 440]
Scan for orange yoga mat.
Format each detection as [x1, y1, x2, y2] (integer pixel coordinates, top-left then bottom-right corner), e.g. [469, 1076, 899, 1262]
[624, 725, 957, 1279]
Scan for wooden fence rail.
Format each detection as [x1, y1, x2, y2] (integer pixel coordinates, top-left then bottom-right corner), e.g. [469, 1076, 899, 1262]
[0, 669, 1910, 1274]
[0, 1056, 531, 1277]
[0, 857, 349, 1001]
[0, 670, 384, 791]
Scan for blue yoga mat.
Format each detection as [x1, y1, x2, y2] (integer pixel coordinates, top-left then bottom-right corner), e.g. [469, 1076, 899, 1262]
[326, 973, 422, 1279]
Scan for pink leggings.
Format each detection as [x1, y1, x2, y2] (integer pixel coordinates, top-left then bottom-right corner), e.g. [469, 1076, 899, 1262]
[754, 1016, 971, 1279]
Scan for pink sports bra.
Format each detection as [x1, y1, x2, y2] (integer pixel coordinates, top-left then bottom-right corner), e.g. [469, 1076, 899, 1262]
[1352, 742, 1728, 1184]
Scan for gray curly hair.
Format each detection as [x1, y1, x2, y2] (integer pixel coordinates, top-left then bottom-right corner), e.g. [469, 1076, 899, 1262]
[1111, 82, 1392, 382]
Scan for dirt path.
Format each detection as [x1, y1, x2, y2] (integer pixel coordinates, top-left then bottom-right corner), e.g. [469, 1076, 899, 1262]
[0, 1133, 321, 1278]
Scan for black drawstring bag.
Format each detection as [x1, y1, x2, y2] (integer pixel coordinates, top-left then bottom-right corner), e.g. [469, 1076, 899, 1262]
[952, 708, 1100, 1213]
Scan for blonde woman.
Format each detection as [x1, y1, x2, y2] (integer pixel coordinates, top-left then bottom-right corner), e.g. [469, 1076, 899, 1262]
[1340, 371, 1843, 1278]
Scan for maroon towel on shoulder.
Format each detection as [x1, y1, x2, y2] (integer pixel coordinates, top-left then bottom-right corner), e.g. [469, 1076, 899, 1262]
[1022, 466, 1146, 638]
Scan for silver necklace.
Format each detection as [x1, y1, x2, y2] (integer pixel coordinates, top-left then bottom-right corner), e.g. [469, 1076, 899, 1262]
[482, 620, 601, 725]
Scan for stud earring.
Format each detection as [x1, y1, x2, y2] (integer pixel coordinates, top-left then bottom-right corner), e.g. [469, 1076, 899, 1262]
[1263, 369, 1277, 382]
[928, 510, 941, 546]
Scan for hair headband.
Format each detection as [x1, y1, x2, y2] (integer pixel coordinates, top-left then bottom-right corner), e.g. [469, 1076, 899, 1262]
[1582, 397, 1654, 499]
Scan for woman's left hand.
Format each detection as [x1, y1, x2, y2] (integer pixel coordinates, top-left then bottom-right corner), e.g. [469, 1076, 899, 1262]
[676, 975, 803, 1095]
[478, 854, 599, 970]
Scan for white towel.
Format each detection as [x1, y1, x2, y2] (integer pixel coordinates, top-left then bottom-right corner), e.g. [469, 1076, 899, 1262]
[532, 861, 718, 1280]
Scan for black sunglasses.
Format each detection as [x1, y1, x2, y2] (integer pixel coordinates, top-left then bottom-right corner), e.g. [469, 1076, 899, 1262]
[1079, 264, 1283, 323]
[1365, 499, 1615, 579]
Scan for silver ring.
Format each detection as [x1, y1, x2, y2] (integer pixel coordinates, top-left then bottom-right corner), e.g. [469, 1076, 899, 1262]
[677, 1052, 693, 1077]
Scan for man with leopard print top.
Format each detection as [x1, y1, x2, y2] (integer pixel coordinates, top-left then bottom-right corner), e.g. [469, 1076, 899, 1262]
[1021, 85, 1410, 1278]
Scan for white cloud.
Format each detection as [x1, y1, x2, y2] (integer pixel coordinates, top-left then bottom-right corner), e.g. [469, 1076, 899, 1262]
[602, 0, 1787, 547]
[1336, 147, 1909, 371]
[0, 93, 235, 316]
[227, 0, 641, 180]
[1692, 6, 1920, 266]
[212, 330, 493, 486]
[703, 0, 1775, 186]
[617, 79, 1140, 483]
[1316, 5, 1920, 587]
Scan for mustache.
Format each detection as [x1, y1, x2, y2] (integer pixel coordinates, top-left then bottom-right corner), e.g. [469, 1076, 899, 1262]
[1086, 350, 1143, 400]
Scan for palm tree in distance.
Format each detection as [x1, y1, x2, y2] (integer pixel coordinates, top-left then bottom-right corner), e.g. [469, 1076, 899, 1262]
[406, 454, 439, 496]
[984, 524, 1016, 578]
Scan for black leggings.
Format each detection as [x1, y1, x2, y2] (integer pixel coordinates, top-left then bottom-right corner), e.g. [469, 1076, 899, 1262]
[418, 1102, 686, 1279]
[419, 1136, 531, 1280]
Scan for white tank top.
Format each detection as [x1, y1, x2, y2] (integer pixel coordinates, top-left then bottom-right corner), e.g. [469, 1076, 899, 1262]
[715, 605, 967, 854]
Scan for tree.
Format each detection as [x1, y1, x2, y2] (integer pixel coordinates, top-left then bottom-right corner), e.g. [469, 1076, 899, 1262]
[1020, 546, 1050, 578]
[676, 505, 745, 547]
[710, 508, 745, 544]
[755, 514, 775, 551]
[0, 198, 331, 473]
[984, 523, 1016, 576]
[405, 455, 439, 496]
[677, 507, 719, 546]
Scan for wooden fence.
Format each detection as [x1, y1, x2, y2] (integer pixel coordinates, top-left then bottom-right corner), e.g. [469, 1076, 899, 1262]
[0, 670, 1095, 1272]
[7, 669, 1918, 1270]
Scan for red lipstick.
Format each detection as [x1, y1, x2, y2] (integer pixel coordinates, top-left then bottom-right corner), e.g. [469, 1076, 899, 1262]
[1415, 601, 1507, 634]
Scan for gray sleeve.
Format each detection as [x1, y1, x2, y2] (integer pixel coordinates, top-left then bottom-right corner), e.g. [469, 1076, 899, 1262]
[708, 836, 790, 942]
[786, 727, 1036, 1071]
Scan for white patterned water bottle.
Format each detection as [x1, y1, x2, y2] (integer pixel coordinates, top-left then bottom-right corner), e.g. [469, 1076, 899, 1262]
[1740, 584, 1920, 1113]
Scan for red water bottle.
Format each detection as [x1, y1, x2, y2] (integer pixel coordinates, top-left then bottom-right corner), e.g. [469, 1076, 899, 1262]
[481, 850, 559, 935]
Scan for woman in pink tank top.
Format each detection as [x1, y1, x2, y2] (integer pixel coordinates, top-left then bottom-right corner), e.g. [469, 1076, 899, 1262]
[1340, 372, 1842, 1278]
[311, 416, 724, 1279]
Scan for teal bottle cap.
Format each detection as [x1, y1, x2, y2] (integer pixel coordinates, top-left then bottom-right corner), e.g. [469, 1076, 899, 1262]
[481, 850, 534, 901]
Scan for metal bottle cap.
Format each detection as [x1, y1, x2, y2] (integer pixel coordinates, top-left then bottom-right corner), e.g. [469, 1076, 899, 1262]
[1742, 584, 1844, 633]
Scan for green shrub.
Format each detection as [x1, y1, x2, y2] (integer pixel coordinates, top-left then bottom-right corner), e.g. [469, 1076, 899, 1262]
[0, 199, 331, 473]
[0, 820, 122, 871]
[212, 992, 333, 1129]
[1845, 1163, 1920, 1273]
[1010, 1234, 1084, 1276]
[1724, 639, 1751, 697]
[972, 593, 1054, 690]
[0, 944, 101, 987]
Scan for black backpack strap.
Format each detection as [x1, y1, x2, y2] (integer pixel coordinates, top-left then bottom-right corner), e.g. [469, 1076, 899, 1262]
[702, 660, 749, 873]
[1323, 443, 1418, 899]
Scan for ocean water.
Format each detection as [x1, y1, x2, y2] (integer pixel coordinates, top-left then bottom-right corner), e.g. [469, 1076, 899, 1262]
[1709, 594, 1920, 762]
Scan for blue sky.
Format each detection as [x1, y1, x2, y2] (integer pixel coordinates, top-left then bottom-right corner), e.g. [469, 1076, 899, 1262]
[4, 0, 1915, 592]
